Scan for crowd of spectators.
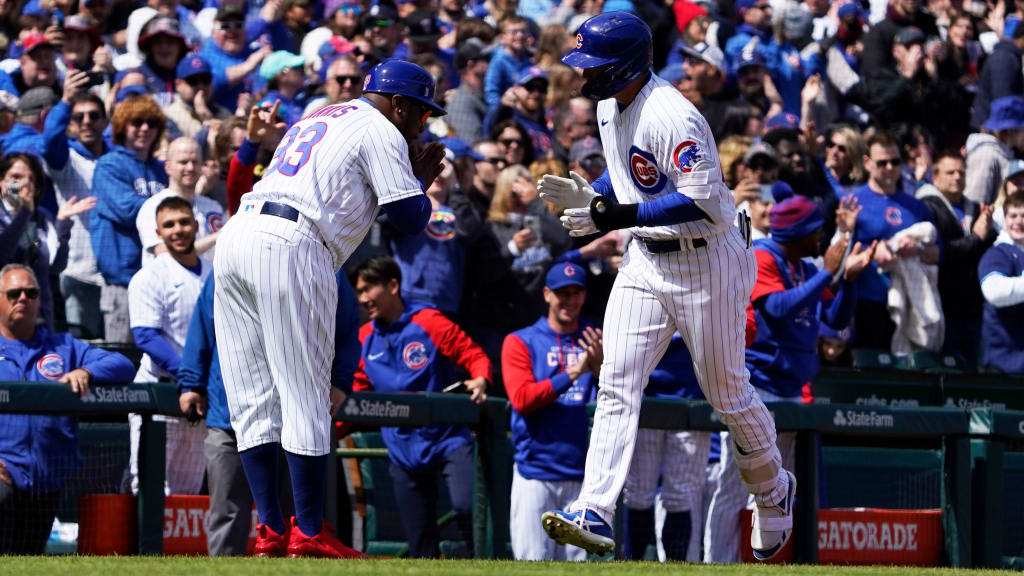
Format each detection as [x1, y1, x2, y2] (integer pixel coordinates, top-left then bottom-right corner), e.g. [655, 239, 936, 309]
[0, 0, 1021, 559]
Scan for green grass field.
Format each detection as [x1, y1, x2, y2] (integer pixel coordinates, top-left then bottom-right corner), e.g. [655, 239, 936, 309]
[2, 558, 1021, 576]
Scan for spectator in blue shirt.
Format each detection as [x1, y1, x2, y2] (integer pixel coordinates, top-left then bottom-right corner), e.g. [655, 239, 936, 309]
[258, 51, 307, 127]
[394, 11, 459, 89]
[0, 263, 134, 554]
[199, 6, 273, 112]
[0, 33, 60, 97]
[978, 191, 1024, 374]
[484, 15, 534, 109]
[90, 94, 168, 343]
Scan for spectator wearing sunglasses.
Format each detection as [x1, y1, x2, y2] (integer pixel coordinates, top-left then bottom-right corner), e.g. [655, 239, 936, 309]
[362, 4, 403, 61]
[0, 153, 95, 327]
[165, 56, 231, 140]
[0, 263, 134, 555]
[567, 137, 606, 186]
[303, 55, 361, 117]
[199, 5, 274, 112]
[40, 82, 111, 340]
[845, 131, 939, 350]
[486, 66, 552, 158]
[89, 94, 168, 344]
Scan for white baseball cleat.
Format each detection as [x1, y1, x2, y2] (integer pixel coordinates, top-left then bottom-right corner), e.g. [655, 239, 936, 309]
[751, 470, 797, 561]
[541, 508, 614, 556]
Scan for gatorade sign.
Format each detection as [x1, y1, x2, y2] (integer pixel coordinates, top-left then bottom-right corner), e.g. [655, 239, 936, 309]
[741, 508, 942, 565]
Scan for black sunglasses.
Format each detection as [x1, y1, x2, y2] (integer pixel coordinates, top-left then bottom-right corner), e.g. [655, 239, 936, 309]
[479, 156, 507, 166]
[185, 75, 212, 86]
[334, 74, 362, 85]
[873, 157, 903, 167]
[72, 111, 104, 122]
[130, 118, 159, 128]
[522, 81, 547, 93]
[5, 288, 39, 301]
[826, 141, 847, 153]
[498, 137, 522, 147]
[215, 20, 245, 31]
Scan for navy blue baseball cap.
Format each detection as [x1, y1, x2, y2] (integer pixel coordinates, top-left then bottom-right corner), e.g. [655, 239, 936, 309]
[736, 49, 766, 70]
[545, 262, 587, 290]
[115, 84, 149, 103]
[985, 95, 1024, 132]
[176, 55, 211, 80]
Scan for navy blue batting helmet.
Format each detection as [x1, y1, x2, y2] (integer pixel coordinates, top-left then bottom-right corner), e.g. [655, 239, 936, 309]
[362, 59, 447, 116]
[563, 12, 652, 101]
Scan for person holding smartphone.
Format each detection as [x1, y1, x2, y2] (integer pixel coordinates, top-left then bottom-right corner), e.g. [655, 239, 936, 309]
[0, 153, 95, 327]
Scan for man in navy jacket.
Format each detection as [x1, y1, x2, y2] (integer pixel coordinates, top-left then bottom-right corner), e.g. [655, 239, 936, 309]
[0, 263, 134, 554]
[352, 257, 491, 559]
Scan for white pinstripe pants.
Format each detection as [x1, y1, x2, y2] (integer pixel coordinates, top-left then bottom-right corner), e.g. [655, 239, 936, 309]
[214, 209, 338, 456]
[571, 227, 787, 521]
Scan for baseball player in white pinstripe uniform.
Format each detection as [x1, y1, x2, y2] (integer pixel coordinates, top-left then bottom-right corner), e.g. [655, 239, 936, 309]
[127, 196, 212, 495]
[213, 60, 445, 557]
[538, 12, 795, 561]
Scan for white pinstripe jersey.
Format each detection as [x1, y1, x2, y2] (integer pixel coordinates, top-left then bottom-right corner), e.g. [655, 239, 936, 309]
[243, 97, 424, 266]
[128, 253, 212, 382]
[598, 74, 737, 241]
[136, 190, 226, 266]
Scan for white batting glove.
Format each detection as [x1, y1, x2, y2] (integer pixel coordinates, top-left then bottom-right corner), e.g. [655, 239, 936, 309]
[538, 171, 599, 209]
[560, 207, 599, 237]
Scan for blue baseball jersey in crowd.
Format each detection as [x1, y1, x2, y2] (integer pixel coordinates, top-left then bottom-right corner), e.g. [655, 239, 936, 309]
[89, 146, 168, 286]
[845, 184, 936, 302]
[0, 328, 134, 491]
[483, 46, 533, 109]
[178, 271, 362, 430]
[354, 303, 491, 472]
[746, 238, 857, 398]
[978, 240, 1024, 374]
[389, 205, 465, 315]
[502, 317, 598, 482]
[646, 332, 704, 400]
[199, 41, 257, 112]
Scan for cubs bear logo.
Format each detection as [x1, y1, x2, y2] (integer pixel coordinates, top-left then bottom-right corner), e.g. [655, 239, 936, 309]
[576, 33, 583, 49]
[425, 207, 456, 240]
[563, 264, 575, 276]
[403, 342, 429, 370]
[884, 206, 903, 227]
[36, 354, 64, 380]
[207, 213, 225, 233]
[672, 140, 702, 173]
[628, 146, 666, 194]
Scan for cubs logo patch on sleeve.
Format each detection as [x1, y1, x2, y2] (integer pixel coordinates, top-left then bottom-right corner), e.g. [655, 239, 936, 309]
[628, 145, 667, 195]
[673, 140, 702, 173]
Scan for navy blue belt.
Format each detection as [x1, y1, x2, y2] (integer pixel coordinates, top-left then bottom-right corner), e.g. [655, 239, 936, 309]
[642, 237, 707, 253]
[260, 201, 299, 222]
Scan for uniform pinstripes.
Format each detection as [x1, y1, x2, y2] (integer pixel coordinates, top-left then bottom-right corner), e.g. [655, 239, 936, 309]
[623, 429, 710, 512]
[215, 212, 337, 456]
[570, 73, 788, 522]
[127, 254, 212, 495]
[244, 99, 424, 268]
[217, 98, 428, 458]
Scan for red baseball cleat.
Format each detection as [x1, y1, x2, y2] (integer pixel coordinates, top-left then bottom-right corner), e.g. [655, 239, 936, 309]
[254, 523, 289, 558]
[286, 517, 368, 559]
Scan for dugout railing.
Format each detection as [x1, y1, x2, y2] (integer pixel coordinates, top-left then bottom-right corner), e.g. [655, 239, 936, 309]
[1, 367, 1023, 567]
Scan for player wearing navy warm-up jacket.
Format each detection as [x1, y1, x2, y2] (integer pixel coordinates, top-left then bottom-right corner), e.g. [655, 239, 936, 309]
[501, 262, 601, 561]
[352, 257, 491, 559]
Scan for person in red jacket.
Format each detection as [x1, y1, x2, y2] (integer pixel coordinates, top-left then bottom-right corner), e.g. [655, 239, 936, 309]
[351, 257, 491, 558]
